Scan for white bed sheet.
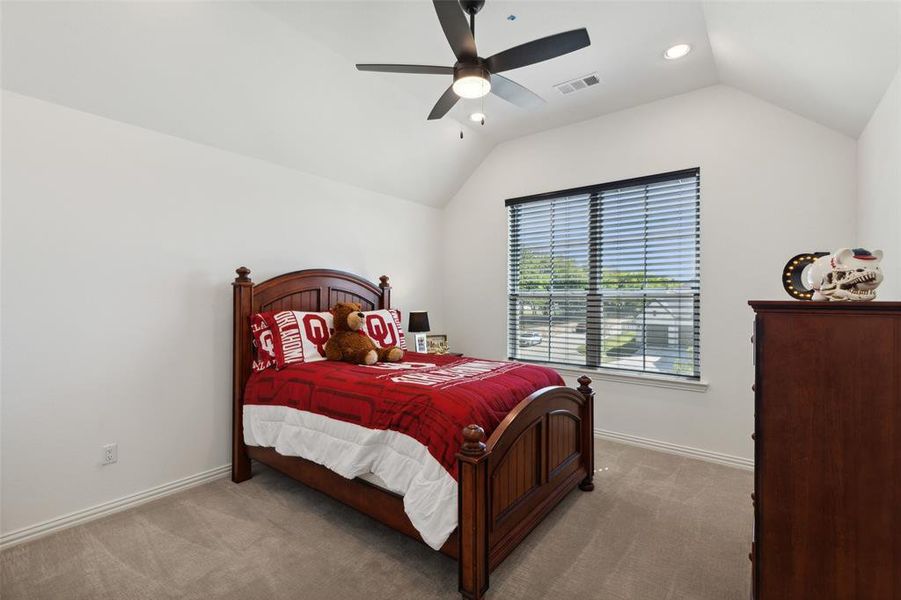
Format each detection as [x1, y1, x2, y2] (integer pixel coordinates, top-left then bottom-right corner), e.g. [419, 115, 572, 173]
[243, 404, 458, 550]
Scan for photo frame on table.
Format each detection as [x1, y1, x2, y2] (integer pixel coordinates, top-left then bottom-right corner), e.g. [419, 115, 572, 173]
[426, 334, 448, 355]
[413, 334, 428, 353]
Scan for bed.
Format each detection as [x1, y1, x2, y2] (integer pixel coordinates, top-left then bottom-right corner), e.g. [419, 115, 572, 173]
[232, 267, 595, 600]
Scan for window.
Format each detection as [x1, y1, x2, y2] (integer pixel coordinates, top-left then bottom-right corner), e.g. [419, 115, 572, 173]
[507, 169, 700, 379]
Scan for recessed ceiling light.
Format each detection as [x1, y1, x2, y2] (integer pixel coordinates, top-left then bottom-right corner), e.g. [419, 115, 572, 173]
[470, 112, 486, 123]
[664, 44, 691, 60]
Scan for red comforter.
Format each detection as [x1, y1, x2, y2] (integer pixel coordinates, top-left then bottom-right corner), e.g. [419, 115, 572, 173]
[244, 353, 563, 478]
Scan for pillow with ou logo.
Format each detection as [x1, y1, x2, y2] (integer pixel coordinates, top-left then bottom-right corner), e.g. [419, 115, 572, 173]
[267, 310, 335, 368]
[250, 313, 278, 372]
[362, 309, 407, 351]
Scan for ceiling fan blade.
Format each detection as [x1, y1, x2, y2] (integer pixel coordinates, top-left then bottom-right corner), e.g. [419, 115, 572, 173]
[427, 85, 460, 120]
[489, 74, 545, 109]
[433, 0, 477, 61]
[485, 28, 590, 73]
[356, 64, 454, 75]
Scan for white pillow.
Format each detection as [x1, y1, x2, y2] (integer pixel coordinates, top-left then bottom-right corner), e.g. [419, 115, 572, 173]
[268, 310, 334, 367]
[362, 309, 407, 350]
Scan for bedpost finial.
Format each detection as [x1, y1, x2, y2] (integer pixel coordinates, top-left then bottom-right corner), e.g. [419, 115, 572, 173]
[577, 375, 593, 395]
[235, 266, 251, 283]
[461, 424, 487, 456]
[379, 275, 390, 289]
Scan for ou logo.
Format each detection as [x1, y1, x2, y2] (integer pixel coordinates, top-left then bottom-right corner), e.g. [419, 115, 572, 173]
[366, 314, 397, 347]
[302, 314, 331, 357]
[258, 330, 276, 358]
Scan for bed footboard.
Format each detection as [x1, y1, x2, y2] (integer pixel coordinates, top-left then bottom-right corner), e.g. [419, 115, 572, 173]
[457, 377, 595, 600]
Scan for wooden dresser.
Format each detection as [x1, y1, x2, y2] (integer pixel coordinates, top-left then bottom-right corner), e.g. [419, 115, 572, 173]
[749, 301, 901, 600]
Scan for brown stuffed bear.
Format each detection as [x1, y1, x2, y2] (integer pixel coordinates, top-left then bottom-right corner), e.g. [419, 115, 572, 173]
[324, 302, 404, 365]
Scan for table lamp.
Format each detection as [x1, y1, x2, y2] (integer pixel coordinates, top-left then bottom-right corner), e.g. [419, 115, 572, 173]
[408, 311, 430, 353]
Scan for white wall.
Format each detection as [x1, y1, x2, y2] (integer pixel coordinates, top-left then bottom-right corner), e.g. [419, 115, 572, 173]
[0, 81, 872, 537]
[0, 91, 445, 536]
[858, 68, 901, 299]
[443, 85, 857, 462]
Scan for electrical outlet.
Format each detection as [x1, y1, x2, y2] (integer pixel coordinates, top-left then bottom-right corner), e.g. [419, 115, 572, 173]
[102, 443, 118, 465]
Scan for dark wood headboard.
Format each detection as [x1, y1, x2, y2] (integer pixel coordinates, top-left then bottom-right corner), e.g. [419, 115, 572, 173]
[230, 267, 391, 480]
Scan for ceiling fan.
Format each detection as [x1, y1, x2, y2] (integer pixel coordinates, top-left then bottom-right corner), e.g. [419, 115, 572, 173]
[356, 0, 591, 120]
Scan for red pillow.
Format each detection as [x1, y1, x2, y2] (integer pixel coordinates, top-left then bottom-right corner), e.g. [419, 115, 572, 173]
[250, 313, 277, 372]
[362, 309, 406, 350]
[267, 310, 334, 368]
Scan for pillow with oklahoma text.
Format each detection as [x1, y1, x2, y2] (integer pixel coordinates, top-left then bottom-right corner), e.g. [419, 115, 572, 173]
[250, 312, 278, 372]
[268, 310, 334, 368]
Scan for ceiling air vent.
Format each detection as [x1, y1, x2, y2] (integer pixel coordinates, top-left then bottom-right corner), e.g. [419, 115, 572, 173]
[554, 73, 602, 95]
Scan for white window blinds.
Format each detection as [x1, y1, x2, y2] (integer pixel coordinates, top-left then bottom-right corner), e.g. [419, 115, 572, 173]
[507, 169, 700, 379]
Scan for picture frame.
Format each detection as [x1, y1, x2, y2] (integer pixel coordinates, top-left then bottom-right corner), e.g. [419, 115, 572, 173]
[425, 334, 448, 355]
[412, 333, 428, 353]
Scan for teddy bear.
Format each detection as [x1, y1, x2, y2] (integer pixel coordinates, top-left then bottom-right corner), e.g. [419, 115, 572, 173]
[324, 302, 404, 365]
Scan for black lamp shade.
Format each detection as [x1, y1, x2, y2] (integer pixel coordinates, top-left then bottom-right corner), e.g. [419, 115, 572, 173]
[408, 311, 430, 333]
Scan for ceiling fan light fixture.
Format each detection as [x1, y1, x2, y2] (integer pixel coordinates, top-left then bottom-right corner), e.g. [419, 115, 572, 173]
[664, 43, 691, 60]
[453, 63, 491, 99]
[453, 75, 491, 99]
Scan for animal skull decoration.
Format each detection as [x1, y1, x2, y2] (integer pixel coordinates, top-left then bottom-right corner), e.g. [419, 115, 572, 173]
[782, 248, 884, 301]
[808, 248, 884, 301]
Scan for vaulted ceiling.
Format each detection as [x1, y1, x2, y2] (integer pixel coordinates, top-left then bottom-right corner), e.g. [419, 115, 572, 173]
[3, 1, 899, 207]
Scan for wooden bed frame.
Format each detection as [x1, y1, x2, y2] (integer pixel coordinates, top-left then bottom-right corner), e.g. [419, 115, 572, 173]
[232, 267, 595, 599]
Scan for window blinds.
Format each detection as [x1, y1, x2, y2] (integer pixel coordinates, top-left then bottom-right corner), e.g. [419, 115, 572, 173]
[507, 169, 700, 379]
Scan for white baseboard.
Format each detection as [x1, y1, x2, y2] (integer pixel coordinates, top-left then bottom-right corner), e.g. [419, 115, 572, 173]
[0, 464, 231, 551]
[595, 428, 754, 470]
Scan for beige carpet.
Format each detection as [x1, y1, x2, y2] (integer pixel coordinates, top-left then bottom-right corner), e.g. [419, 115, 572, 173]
[1, 440, 752, 599]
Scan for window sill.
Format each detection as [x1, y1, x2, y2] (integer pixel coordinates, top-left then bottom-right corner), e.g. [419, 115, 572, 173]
[524, 362, 709, 393]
